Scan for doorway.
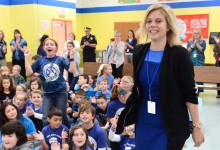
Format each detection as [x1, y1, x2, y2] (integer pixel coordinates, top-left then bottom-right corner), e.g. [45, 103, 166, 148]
[52, 19, 72, 56]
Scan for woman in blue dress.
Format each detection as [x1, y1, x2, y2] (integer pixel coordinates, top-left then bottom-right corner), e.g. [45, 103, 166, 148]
[118, 4, 205, 150]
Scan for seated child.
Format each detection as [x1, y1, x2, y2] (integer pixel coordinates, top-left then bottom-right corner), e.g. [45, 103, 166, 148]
[79, 104, 107, 150]
[109, 117, 135, 150]
[74, 74, 94, 99]
[11, 65, 25, 86]
[13, 92, 28, 114]
[34, 107, 69, 150]
[72, 90, 87, 125]
[95, 78, 111, 100]
[96, 94, 109, 130]
[0, 66, 10, 77]
[15, 84, 32, 106]
[62, 125, 93, 150]
[25, 90, 43, 131]
[96, 64, 114, 91]
[0, 121, 33, 149]
[0, 75, 15, 104]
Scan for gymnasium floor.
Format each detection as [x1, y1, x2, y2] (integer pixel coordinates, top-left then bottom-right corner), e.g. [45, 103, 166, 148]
[184, 90, 220, 150]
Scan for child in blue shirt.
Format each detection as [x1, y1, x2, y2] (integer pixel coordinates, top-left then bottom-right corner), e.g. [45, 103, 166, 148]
[96, 64, 114, 91]
[74, 74, 94, 99]
[107, 85, 131, 150]
[109, 119, 135, 150]
[0, 102, 37, 144]
[13, 92, 28, 114]
[79, 104, 107, 150]
[34, 107, 69, 150]
[95, 78, 111, 100]
[25, 90, 43, 131]
[24, 38, 76, 128]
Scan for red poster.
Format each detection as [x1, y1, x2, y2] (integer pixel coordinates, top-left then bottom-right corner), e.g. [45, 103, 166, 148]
[176, 14, 209, 44]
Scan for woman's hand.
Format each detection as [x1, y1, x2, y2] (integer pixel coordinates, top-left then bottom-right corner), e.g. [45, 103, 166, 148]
[192, 128, 205, 147]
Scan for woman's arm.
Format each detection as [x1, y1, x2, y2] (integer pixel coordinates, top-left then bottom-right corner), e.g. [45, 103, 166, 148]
[188, 102, 205, 147]
[2, 44, 7, 54]
[18, 45, 27, 52]
[196, 40, 206, 52]
[117, 42, 125, 55]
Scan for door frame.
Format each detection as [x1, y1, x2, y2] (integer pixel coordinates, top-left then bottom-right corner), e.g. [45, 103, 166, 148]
[51, 19, 73, 37]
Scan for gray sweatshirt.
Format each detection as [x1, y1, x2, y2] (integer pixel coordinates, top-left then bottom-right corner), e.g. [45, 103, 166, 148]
[0, 142, 33, 150]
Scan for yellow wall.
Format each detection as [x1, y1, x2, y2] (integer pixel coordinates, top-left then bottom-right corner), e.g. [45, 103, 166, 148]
[76, 7, 220, 64]
[1, 4, 76, 63]
[1, 4, 219, 64]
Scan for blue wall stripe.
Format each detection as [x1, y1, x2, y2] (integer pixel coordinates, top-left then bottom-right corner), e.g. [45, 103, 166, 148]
[76, 0, 219, 13]
[0, 0, 75, 9]
[0, 0, 9, 5]
[0, 0, 219, 12]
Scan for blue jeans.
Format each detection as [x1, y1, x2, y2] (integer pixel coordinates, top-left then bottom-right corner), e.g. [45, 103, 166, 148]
[43, 91, 70, 128]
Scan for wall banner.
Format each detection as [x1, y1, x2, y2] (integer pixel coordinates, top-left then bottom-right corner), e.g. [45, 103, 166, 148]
[177, 14, 209, 44]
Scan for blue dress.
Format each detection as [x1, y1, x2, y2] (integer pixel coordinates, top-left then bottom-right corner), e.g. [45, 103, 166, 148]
[136, 49, 168, 150]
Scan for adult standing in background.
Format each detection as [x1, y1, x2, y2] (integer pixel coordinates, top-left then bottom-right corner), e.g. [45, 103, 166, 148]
[187, 28, 206, 66]
[118, 4, 204, 149]
[124, 30, 137, 64]
[64, 32, 80, 54]
[10, 29, 27, 80]
[0, 30, 7, 67]
[80, 27, 97, 62]
[107, 30, 125, 78]
[213, 34, 220, 98]
[37, 34, 49, 57]
[187, 28, 206, 93]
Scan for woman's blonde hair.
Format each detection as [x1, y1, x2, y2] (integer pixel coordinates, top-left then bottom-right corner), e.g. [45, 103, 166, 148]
[192, 28, 203, 41]
[141, 3, 180, 47]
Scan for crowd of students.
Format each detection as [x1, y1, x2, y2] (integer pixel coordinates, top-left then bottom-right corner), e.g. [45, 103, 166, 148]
[0, 2, 209, 149]
[0, 37, 135, 150]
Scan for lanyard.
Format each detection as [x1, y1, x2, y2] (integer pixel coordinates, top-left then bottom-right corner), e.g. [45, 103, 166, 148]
[41, 56, 57, 77]
[146, 50, 161, 101]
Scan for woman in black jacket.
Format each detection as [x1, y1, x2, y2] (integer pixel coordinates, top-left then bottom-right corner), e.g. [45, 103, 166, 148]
[117, 3, 204, 150]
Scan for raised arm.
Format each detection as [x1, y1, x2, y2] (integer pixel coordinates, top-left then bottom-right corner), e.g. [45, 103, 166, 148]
[24, 49, 34, 76]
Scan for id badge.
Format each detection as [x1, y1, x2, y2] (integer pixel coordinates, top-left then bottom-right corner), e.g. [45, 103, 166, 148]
[193, 53, 197, 58]
[148, 101, 156, 114]
[127, 49, 129, 53]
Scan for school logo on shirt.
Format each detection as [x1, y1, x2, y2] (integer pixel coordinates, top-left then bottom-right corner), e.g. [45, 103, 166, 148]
[88, 136, 97, 150]
[43, 63, 60, 82]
